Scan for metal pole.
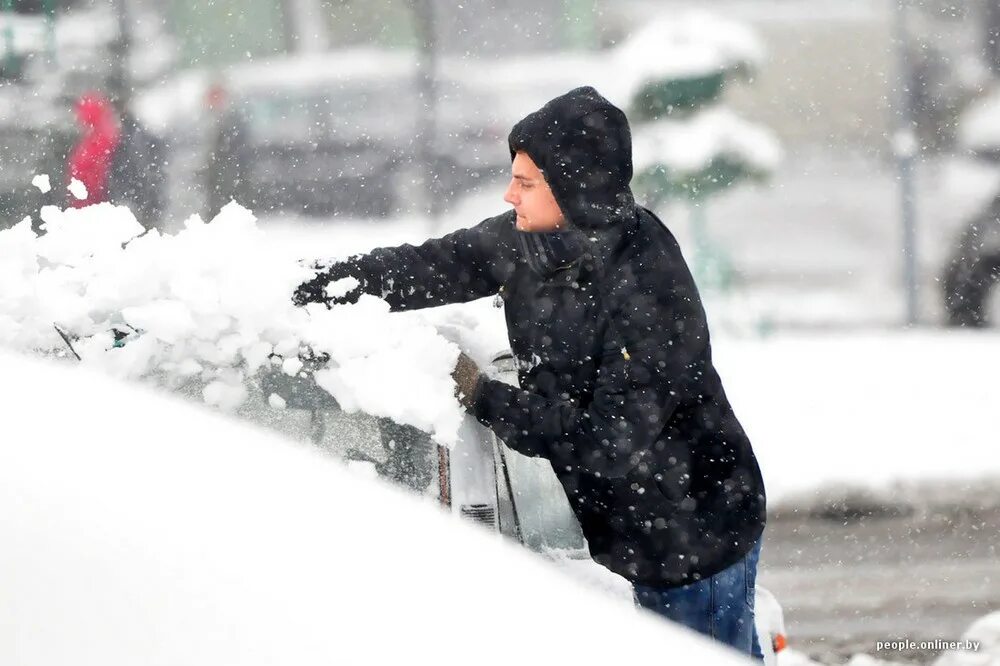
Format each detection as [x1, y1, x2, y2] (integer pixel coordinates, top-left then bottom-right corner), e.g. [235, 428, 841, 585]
[893, 0, 920, 326]
[2, 0, 15, 75]
[43, 0, 55, 68]
[109, 0, 131, 114]
[412, 0, 441, 221]
[985, 0, 1000, 76]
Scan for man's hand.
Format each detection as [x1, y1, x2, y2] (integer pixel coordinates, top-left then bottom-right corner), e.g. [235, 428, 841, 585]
[292, 263, 361, 308]
[452, 351, 483, 411]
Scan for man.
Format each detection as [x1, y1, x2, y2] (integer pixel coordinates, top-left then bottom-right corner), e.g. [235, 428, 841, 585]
[294, 87, 767, 659]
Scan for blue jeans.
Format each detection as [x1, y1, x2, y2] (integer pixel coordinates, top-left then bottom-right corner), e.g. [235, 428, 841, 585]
[634, 536, 764, 661]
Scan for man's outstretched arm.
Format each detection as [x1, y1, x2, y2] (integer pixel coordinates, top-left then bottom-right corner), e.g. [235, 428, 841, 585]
[294, 212, 515, 311]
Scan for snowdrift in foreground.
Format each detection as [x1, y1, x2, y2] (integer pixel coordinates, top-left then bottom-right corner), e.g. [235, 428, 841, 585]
[0, 350, 748, 666]
[0, 201, 465, 444]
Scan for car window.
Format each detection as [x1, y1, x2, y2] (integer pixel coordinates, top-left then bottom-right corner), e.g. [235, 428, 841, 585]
[487, 354, 587, 553]
[497, 438, 587, 553]
[236, 81, 417, 146]
[325, 80, 417, 141]
[238, 93, 327, 144]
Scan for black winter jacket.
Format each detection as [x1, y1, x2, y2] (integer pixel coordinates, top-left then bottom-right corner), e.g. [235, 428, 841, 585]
[296, 87, 765, 587]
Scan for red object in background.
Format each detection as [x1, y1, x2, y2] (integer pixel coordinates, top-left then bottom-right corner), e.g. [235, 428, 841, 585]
[66, 92, 121, 208]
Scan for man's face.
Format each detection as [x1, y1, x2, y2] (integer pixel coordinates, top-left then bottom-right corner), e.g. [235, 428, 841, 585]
[503, 152, 565, 232]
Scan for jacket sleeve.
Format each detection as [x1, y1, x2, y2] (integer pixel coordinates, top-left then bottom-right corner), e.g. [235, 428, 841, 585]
[472, 281, 711, 480]
[294, 212, 515, 311]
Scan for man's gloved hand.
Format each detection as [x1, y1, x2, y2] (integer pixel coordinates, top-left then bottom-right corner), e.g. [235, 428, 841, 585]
[292, 262, 361, 308]
[452, 351, 484, 411]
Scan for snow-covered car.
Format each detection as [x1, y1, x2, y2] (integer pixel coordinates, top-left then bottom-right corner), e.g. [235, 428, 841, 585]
[0, 348, 755, 665]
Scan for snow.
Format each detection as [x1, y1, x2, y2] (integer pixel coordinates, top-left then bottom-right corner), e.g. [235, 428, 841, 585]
[30, 174, 51, 194]
[958, 86, 1000, 155]
[1, 7, 117, 56]
[67, 178, 88, 201]
[772, 610, 1000, 665]
[0, 200, 470, 445]
[613, 11, 765, 96]
[934, 611, 1000, 666]
[0, 349, 748, 666]
[633, 107, 782, 175]
[714, 332, 1000, 505]
[131, 68, 214, 136]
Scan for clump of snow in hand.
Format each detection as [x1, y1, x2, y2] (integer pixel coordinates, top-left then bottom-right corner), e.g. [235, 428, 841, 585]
[0, 200, 468, 445]
[304, 295, 465, 445]
[281, 356, 303, 376]
[67, 178, 88, 200]
[324, 276, 358, 300]
[31, 174, 51, 193]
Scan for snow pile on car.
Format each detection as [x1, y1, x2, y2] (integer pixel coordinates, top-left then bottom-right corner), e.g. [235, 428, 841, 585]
[0, 200, 465, 444]
[0, 349, 748, 666]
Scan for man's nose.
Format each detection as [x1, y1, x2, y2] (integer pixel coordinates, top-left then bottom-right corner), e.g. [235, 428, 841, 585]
[503, 181, 518, 206]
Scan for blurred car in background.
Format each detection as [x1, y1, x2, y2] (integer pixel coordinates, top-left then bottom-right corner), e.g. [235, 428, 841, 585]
[140, 48, 510, 220]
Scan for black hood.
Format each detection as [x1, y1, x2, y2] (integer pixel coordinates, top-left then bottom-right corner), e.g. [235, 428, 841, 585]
[508, 86, 636, 231]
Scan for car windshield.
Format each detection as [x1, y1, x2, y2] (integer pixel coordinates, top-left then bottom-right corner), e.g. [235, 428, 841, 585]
[239, 93, 327, 145]
[242, 361, 583, 553]
[238, 80, 416, 146]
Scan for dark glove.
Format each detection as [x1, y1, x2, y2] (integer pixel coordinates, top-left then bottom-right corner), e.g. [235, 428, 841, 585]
[452, 351, 484, 411]
[292, 262, 362, 308]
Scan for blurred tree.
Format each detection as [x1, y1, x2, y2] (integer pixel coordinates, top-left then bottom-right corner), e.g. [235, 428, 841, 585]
[626, 15, 780, 291]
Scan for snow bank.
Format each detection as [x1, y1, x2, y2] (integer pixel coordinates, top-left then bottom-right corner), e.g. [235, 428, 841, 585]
[0, 349, 746, 666]
[934, 611, 1000, 665]
[0, 201, 468, 445]
[958, 86, 1000, 155]
[714, 332, 1000, 505]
